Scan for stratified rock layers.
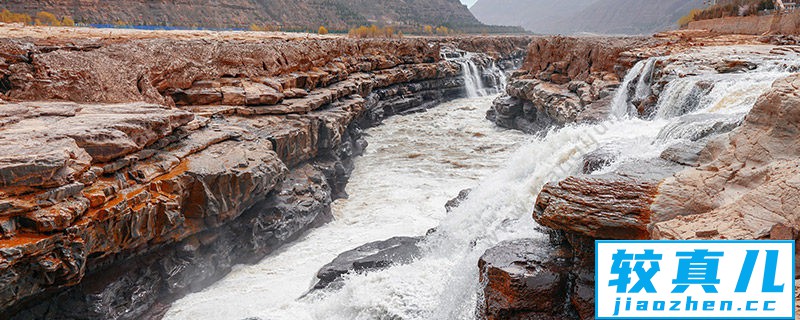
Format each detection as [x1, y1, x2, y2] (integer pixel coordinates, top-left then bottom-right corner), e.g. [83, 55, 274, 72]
[480, 34, 800, 320]
[487, 36, 657, 133]
[0, 35, 530, 318]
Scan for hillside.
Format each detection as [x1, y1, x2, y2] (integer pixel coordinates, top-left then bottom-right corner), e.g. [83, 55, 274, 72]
[471, 0, 705, 35]
[0, 0, 522, 32]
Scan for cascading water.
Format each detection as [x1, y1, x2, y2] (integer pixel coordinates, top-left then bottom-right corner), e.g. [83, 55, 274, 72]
[461, 58, 485, 98]
[448, 51, 508, 98]
[166, 45, 800, 320]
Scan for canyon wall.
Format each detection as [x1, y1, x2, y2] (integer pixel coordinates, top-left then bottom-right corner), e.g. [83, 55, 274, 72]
[688, 11, 800, 35]
[0, 29, 530, 319]
[479, 33, 800, 319]
[486, 36, 660, 134]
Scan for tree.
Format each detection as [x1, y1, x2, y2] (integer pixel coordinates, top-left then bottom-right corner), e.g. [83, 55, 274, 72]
[35, 11, 60, 26]
[677, 8, 705, 27]
[318, 25, 328, 35]
[423, 25, 433, 35]
[1, 9, 32, 25]
[61, 16, 75, 26]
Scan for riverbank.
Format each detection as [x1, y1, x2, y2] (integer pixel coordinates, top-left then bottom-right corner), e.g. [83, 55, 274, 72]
[482, 31, 800, 319]
[0, 27, 530, 318]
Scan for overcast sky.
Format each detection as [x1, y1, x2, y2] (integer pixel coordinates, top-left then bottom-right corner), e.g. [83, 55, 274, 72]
[460, 0, 478, 7]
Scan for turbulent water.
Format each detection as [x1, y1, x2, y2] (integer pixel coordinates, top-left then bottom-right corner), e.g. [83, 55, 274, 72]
[166, 45, 799, 320]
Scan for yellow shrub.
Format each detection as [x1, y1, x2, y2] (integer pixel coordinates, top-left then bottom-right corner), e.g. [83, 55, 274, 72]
[1, 9, 32, 25]
[677, 8, 703, 28]
[318, 26, 328, 35]
[61, 16, 74, 26]
[35, 11, 60, 26]
[348, 24, 400, 39]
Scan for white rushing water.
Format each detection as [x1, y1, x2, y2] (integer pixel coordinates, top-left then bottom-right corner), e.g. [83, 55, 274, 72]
[456, 53, 507, 98]
[166, 45, 799, 320]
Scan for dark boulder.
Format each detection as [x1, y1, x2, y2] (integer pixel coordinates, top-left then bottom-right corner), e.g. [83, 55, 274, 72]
[313, 236, 422, 290]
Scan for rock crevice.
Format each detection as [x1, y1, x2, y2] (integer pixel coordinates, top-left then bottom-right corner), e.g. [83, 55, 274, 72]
[0, 34, 531, 319]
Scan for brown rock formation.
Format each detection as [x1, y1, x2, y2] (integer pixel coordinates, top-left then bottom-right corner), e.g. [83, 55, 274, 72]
[651, 74, 800, 240]
[487, 31, 768, 132]
[528, 65, 800, 320]
[534, 74, 800, 242]
[0, 28, 531, 318]
[487, 36, 662, 133]
[480, 31, 792, 320]
[478, 237, 574, 320]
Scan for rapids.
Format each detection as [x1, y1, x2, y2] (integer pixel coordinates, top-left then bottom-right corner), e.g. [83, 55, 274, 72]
[166, 45, 799, 320]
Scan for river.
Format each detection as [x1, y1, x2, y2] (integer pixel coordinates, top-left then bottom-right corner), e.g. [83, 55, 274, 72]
[165, 45, 798, 320]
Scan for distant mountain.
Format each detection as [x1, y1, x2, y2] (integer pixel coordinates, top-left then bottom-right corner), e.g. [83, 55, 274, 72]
[1, 0, 522, 32]
[471, 0, 706, 35]
[470, 0, 600, 35]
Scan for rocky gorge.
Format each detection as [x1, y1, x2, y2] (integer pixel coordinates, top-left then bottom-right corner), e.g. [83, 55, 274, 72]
[0, 26, 530, 319]
[1, 22, 799, 320]
[481, 31, 800, 319]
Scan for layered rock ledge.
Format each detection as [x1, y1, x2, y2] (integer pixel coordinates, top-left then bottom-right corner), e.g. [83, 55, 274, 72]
[0, 29, 530, 319]
[479, 32, 799, 320]
[486, 31, 770, 133]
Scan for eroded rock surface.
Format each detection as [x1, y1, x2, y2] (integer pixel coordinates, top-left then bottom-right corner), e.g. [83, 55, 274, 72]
[478, 237, 574, 320]
[486, 36, 660, 133]
[528, 62, 800, 320]
[314, 236, 422, 290]
[481, 33, 800, 320]
[0, 32, 531, 318]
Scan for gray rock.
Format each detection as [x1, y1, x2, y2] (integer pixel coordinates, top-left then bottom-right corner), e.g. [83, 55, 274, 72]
[314, 236, 422, 290]
[445, 188, 472, 213]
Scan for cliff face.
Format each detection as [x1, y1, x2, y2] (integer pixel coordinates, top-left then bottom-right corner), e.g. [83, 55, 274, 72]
[480, 32, 799, 319]
[471, 0, 705, 35]
[1, 0, 503, 31]
[486, 36, 660, 133]
[0, 27, 531, 319]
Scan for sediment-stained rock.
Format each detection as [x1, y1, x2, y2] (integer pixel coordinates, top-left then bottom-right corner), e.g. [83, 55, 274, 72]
[0, 31, 531, 318]
[313, 236, 422, 290]
[526, 65, 800, 320]
[651, 74, 800, 240]
[487, 36, 659, 133]
[478, 237, 573, 320]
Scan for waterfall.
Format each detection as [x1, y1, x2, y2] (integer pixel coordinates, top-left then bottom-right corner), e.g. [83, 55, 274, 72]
[447, 51, 508, 98]
[610, 58, 653, 118]
[460, 57, 485, 98]
[165, 45, 800, 320]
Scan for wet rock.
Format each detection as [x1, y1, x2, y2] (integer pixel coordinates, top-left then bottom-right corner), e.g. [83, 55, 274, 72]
[535, 159, 684, 240]
[582, 147, 619, 174]
[314, 236, 422, 290]
[713, 60, 758, 73]
[652, 74, 800, 239]
[655, 113, 743, 142]
[478, 238, 573, 320]
[0, 33, 532, 318]
[445, 188, 472, 213]
[660, 138, 710, 167]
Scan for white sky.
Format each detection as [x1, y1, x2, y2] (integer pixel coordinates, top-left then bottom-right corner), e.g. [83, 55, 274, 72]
[460, 0, 478, 7]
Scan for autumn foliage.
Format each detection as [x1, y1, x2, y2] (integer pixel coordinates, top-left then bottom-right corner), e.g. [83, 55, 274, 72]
[1, 9, 76, 27]
[678, 0, 777, 27]
[348, 25, 400, 38]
